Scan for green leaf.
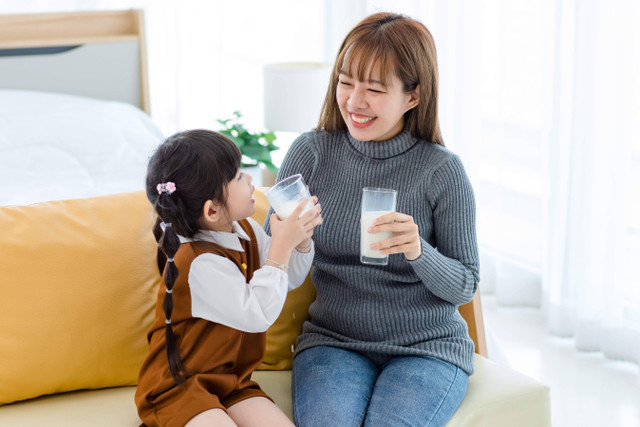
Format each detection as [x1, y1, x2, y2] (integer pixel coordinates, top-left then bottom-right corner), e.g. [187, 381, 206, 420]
[263, 132, 277, 143]
[223, 133, 244, 148]
[242, 145, 268, 159]
[258, 149, 273, 162]
[240, 135, 258, 148]
[261, 160, 279, 173]
[235, 124, 248, 134]
[215, 110, 279, 171]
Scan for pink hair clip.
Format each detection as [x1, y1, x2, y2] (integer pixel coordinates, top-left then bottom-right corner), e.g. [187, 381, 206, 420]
[157, 181, 177, 195]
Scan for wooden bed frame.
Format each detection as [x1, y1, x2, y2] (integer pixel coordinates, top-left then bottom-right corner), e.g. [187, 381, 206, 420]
[0, 9, 149, 114]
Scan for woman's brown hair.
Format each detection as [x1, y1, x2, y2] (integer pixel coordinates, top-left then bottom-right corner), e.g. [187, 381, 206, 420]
[317, 12, 444, 145]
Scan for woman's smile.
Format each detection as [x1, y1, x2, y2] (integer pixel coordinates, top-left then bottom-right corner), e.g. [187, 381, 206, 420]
[349, 112, 376, 127]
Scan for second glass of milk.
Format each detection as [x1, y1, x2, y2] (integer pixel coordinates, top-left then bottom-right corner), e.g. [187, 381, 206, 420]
[265, 174, 314, 220]
[360, 187, 397, 265]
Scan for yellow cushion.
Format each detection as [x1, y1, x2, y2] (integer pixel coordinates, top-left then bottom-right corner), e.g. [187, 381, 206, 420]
[252, 188, 316, 370]
[0, 187, 310, 406]
[0, 191, 160, 405]
[258, 278, 316, 370]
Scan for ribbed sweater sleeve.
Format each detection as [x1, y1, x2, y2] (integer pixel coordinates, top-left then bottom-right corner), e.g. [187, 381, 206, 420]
[409, 155, 479, 305]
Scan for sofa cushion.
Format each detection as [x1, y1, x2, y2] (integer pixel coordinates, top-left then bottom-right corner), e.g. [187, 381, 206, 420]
[0, 191, 160, 405]
[0, 187, 308, 406]
[0, 357, 551, 426]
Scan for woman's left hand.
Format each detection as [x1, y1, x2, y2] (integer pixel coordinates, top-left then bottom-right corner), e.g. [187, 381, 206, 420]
[368, 212, 422, 261]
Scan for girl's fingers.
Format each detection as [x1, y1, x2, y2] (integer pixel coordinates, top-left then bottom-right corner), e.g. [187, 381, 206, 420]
[290, 198, 309, 218]
[300, 202, 321, 223]
[303, 214, 323, 232]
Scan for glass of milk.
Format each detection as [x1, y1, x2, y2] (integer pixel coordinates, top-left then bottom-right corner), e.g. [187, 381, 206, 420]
[360, 187, 397, 265]
[265, 174, 314, 220]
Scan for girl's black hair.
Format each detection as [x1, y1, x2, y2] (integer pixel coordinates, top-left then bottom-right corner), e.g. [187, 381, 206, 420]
[145, 129, 241, 384]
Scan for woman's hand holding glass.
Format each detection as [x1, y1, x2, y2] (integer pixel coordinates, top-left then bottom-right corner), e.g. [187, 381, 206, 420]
[366, 212, 422, 261]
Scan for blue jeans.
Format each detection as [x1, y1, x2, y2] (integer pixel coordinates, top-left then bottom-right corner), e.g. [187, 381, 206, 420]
[292, 346, 468, 427]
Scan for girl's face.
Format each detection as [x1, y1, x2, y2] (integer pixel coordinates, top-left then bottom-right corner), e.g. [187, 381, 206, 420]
[213, 169, 255, 232]
[336, 61, 419, 142]
[226, 169, 256, 220]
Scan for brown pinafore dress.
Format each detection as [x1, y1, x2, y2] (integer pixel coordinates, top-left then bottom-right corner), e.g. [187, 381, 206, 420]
[135, 220, 270, 427]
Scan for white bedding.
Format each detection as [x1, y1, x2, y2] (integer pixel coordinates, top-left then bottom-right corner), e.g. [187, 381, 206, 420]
[0, 89, 164, 206]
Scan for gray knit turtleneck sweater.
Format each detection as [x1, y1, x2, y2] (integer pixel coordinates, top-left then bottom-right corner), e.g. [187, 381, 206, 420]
[265, 128, 480, 374]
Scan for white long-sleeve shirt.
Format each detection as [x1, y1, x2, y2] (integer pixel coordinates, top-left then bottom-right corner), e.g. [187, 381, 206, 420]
[177, 217, 313, 333]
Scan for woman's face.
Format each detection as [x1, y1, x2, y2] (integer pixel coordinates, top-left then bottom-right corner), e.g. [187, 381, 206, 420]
[336, 61, 419, 142]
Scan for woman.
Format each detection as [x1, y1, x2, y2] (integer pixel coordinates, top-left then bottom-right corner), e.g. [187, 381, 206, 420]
[267, 12, 479, 426]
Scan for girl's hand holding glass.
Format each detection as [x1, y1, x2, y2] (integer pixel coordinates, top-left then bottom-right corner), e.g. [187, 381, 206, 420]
[367, 211, 422, 261]
[269, 196, 323, 252]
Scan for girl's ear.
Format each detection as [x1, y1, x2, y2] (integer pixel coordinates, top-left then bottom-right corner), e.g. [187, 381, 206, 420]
[202, 200, 221, 224]
[406, 85, 420, 111]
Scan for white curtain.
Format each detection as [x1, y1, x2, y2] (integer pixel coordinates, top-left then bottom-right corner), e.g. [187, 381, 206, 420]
[322, 0, 640, 369]
[4, 0, 639, 369]
[543, 0, 640, 363]
[338, 0, 640, 368]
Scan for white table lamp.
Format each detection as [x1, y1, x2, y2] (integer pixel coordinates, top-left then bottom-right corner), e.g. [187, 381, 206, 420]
[263, 62, 332, 133]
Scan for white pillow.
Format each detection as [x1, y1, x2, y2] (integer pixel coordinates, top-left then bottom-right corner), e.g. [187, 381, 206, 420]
[0, 89, 164, 206]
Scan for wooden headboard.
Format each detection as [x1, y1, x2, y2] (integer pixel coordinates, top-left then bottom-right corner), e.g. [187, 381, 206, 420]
[0, 10, 149, 113]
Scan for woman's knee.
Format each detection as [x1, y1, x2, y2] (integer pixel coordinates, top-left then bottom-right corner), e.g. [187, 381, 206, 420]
[292, 347, 378, 426]
[364, 356, 469, 427]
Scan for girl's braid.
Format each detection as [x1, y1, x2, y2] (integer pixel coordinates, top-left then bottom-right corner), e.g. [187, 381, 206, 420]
[155, 182, 189, 385]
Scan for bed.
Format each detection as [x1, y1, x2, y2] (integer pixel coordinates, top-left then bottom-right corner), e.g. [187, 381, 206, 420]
[0, 9, 163, 206]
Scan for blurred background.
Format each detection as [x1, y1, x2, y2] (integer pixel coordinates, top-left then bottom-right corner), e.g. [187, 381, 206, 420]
[2, 1, 639, 425]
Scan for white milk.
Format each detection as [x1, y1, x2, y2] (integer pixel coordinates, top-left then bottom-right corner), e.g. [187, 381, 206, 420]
[276, 200, 313, 220]
[360, 210, 393, 258]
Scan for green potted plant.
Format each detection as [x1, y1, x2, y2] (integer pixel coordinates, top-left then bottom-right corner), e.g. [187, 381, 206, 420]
[216, 111, 279, 185]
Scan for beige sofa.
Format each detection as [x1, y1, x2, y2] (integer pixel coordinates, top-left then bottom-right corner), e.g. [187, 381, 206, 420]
[0, 189, 550, 426]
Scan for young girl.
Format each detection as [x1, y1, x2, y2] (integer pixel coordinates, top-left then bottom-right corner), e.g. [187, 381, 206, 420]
[135, 129, 322, 427]
[266, 12, 479, 426]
